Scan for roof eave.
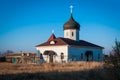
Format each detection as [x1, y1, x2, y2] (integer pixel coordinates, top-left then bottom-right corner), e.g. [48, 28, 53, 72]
[68, 45, 104, 49]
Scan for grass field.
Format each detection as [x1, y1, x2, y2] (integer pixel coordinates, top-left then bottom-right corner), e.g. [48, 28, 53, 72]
[0, 62, 119, 80]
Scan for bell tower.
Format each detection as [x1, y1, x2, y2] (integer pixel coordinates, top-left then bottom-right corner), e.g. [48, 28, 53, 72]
[63, 5, 80, 41]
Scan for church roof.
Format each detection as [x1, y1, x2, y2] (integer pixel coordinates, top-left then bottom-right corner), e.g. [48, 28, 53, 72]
[47, 33, 56, 41]
[63, 14, 80, 30]
[36, 35, 104, 49]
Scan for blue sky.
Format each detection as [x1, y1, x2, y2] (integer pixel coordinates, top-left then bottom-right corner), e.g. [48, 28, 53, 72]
[0, 0, 120, 54]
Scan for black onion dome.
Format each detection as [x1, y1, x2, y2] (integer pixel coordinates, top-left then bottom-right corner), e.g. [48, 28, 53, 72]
[63, 14, 80, 30]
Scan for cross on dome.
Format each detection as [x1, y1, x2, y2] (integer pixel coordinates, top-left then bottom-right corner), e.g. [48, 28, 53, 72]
[52, 29, 54, 34]
[70, 5, 73, 13]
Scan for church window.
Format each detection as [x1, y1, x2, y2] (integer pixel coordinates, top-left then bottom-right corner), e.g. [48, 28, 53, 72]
[81, 53, 83, 60]
[66, 32, 68, 36]
[50, 41, 55, 44]
[72, 32, 74, 36]
[61, 53, 64, 59]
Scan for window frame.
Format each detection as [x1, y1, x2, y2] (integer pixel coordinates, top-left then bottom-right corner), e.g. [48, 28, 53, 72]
[72, 32, 74, 36]
[61, 53, 64, 59]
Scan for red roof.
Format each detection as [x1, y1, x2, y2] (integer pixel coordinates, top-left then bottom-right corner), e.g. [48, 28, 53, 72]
[48, 34, 56, 41]
[36, 37, 67, 46]
[36, 34, 104, 49]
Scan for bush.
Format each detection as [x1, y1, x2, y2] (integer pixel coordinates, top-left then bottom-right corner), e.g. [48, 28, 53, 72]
[109, 39, 120, 67]
[106, 39, 120, 80]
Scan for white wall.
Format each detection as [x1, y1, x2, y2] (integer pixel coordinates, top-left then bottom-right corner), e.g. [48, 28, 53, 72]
[64, 29, 79, 41]
[68, 46, 103, 62]
[36, 45, 103, 62]
[36, 45, 68, 63]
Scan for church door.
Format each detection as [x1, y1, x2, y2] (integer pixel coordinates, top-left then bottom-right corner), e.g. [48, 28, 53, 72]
[49, 54, 53, 63]
[85, 51, 93, 61]
[43, 50, 55, 63]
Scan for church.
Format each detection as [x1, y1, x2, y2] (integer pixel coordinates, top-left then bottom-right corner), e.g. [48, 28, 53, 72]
[36, 6, 104, 63]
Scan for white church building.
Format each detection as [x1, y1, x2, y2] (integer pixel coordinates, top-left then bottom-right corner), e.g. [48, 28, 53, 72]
[36, 6, 104, 63]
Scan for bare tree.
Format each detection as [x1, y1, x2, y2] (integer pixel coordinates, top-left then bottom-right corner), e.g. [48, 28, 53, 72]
[109, 39, 120, 67]
[107, 39, 120, 80]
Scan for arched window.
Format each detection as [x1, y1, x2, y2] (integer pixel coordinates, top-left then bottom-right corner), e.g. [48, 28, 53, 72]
[50, 41, 55, 44]
[81, 53, 83, 60]
[61, 53, 64, 59]
[72, 32, 74, 36]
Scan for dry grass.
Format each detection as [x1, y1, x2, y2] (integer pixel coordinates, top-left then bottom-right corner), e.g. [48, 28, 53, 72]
[0, 62, 119, 80]
[0, 62, 104, 74]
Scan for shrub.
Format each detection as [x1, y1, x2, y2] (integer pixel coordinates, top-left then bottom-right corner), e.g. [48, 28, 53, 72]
[109, 39, 120, 67]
